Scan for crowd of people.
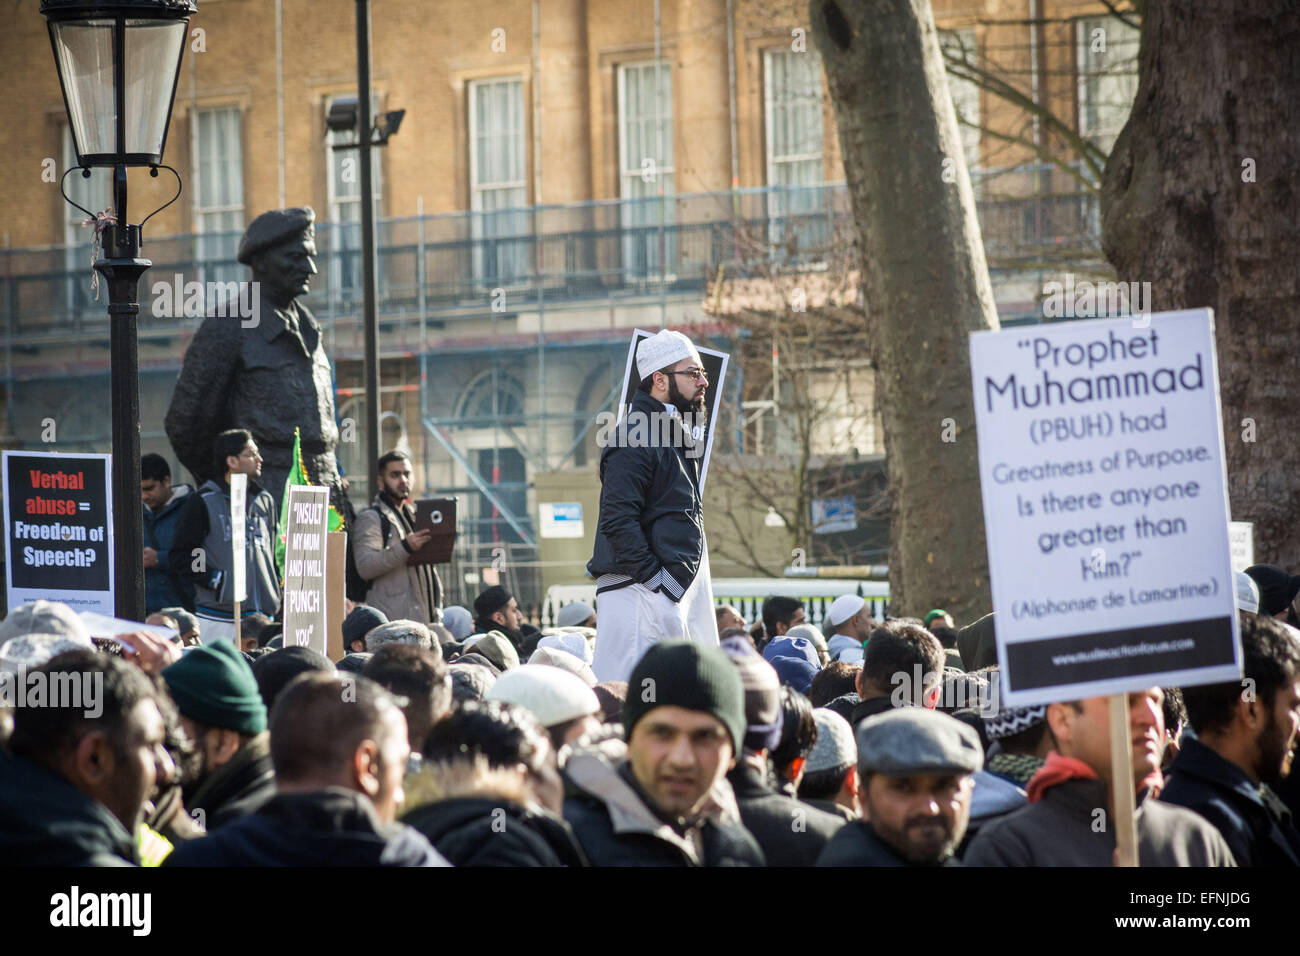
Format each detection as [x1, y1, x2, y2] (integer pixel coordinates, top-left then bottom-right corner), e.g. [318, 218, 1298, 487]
[0, 560, 1297, 867]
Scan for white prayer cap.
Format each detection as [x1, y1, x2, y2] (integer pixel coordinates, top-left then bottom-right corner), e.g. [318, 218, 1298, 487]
[826, 594, 867, 628]
[636, 330, 702, 381]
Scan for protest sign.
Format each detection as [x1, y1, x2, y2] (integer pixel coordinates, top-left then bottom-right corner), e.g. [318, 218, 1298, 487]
[969, 309, 1239, 707]
[230, 473, 247, 603]
[281, 485, 330, 656]
[1228, 521, 1254, 573]
[3, 451, 113, 614]
[616, 329, 729, 490]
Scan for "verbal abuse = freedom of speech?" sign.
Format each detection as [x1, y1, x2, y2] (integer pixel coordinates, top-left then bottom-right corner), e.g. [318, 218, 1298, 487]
[969, 309, 1240, 707]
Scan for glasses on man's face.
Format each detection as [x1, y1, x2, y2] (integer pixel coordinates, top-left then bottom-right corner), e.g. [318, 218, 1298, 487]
[669, 368, 709, 383]
[241, 449, 262, 461]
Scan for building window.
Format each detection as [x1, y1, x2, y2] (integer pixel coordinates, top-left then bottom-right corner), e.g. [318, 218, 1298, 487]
[468, 77, 528, 285]
[326, 93, 384, 301]
[191, 106, 244, 291]
[764, 48, 825, 260]
[618, 60, 675, 278]
[939, 28, 981, 175]
[1077, 15, 1140, 156]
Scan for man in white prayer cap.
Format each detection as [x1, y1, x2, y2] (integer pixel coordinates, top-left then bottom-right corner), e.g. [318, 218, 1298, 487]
[587, 329, 720, 682]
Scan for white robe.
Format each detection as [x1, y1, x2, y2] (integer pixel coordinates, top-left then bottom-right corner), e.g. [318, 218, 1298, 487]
[591, 537, 719, 684]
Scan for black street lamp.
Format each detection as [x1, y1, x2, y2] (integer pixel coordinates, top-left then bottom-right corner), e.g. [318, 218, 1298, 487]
[42, 0, 196, 621]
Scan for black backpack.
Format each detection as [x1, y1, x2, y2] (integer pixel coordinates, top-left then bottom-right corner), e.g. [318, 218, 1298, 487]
[345, 504, 393, 602]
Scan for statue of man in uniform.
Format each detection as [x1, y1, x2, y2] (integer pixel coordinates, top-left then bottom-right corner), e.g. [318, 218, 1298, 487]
[165, 207, 343, 513]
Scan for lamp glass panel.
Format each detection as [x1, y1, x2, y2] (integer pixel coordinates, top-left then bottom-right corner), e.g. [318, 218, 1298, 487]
[51, 19, 116, 159]
[124, 19, 187, 156]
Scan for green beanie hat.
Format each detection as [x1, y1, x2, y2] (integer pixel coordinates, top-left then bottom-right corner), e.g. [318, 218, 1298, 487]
[162, 640, 267, 735]
[622, 642, 746, 753]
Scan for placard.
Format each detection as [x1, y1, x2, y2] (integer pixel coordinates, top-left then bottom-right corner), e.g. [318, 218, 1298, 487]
[282, 485, 330, 656]
[230, 472, 247, 603]
[3, 451, 113, 614]
[617, 329, 729, 491]
[969, 309, 1239, 706]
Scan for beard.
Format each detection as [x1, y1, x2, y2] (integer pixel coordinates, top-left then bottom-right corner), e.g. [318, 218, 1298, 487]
[1256, 710, 1294, 786]
[667, 374, 708, 428]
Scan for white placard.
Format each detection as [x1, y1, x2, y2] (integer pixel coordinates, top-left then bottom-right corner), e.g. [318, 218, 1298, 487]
[1228, 521, 1254, 574]
[281, 485, 330, 656]
[229, 472, 247, 603]
[969, 309, 1240, 706]
[540, 502, 585, 539]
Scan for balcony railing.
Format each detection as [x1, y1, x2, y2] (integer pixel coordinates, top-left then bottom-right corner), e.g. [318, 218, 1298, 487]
[0, 178, 1101, 341]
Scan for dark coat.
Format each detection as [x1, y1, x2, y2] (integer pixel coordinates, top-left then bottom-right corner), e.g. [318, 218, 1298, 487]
[164, 292, 341, 515]
[587, 390, 705, 601]
[727, 762, 845, 866]
[848, 694, 895, 727]
[1159, 736, 1300, 867]
[404, 796, 588, 867]
[963, 777, 1237, 866]
[186, 732, 276, 830]
[817, 821, 961, 867]
[163, 789, 448, 867]
[0, 751, 137, 866]
[144, 483, 196, 613]
[804, 797, 858, 822]
[562, 738, 765, 867]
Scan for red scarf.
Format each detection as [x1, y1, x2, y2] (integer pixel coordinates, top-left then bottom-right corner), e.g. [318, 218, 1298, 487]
[1025, 752, 1099, 803]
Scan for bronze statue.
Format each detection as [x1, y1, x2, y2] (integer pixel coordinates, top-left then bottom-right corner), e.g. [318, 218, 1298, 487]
[164, 207, 343, 513]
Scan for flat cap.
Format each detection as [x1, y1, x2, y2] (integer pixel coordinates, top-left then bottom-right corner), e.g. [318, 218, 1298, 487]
[237, 207, 315, 265]
[856, 707, 983, 776]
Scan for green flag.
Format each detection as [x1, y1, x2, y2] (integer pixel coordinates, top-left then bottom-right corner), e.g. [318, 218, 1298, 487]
[276, 427, 345, 577]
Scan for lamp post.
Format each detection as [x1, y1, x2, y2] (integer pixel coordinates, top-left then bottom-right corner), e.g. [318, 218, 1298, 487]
[42, 0, 196, 621]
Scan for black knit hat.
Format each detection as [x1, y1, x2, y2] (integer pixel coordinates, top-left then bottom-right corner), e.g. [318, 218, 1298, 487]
[1244, 564, 1300, 617]
[474, 585, 513, 620]
[622, 642, 746, 753]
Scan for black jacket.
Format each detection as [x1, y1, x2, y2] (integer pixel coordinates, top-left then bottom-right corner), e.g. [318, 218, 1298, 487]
[404, 796, 589, 867]
[562, 739, 765, 866]
[848, 694, 896, 727]
[185, 732, 276, 831]
[727, 762, 846, 866]
[1159, 736, 1300, 866]
[817, 821, 961, 867]
[0, 751, 138, 866]
[164, 789, 448, 867]
[587, 390, 705, 602]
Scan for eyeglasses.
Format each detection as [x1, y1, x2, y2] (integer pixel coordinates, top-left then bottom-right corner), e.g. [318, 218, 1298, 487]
[240, 449, 263, 460]
[668, 368, 709, 382]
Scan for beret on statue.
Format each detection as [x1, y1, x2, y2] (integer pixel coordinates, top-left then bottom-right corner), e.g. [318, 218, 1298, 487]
[237, 207, 316, 265]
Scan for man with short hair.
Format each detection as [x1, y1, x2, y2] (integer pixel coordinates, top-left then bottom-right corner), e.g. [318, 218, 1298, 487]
[588, 330, 719, 683]
[363, 644, 453, 755]
[142, 453, 195, 614]
[472, 586, 526, 648]
[1160, 615, 1300, 865]
[798, 709, 860, 821]
[0, 652, 173, 865]
[716, 604, 745, 633]
[964, 688, 1237, 866]
[563, 642, 765, 865]
[850, 621, 945, 725]
[761, 597, 806, 648]
[161, 640, 275, 829]
[353, 450, 443, 626]
[166, 672, 447, 866]
[817, 708, 982, 866]
[169, 429, 281, 645]
[810, 661, 861, 707]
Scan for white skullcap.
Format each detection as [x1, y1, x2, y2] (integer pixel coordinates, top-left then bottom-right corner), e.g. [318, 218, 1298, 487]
[826, 594, 867, 628]
[806, 708, 858, 774]
[555, 601, 595, 629]
[486, 663, 600, 727]
[538, 629, 594, 663]
[635, 330, 702, 381]
[1235, 571, 1260, 614]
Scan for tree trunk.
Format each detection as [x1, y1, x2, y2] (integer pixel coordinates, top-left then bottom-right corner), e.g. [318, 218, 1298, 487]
[810, 0, 999, 623]
[1101, 0, 1300, 566]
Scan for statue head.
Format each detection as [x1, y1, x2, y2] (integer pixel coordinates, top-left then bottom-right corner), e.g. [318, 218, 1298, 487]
[237, 207, 318, 308]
